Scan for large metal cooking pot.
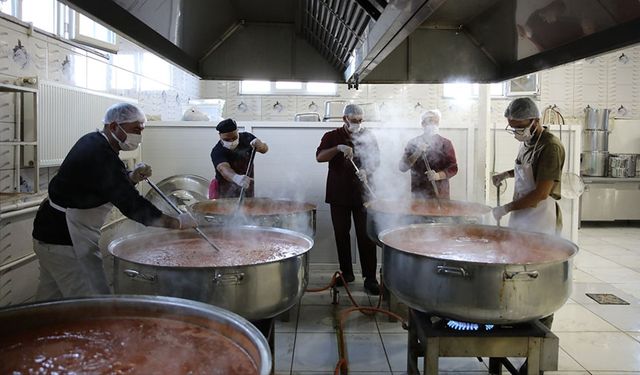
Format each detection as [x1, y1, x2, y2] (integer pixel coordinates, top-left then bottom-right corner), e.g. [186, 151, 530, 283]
[582, 130, 609, 152]
[0, 295, 271, 374]
[108, 226, 313, 320]
[380, 223, 578, 324]
[365, 198, 491, 246]
[145, 174, 210, 213]
[191, 198, 317, 237]
[581, 151, 609, 176]
[584, 106, 610, 130]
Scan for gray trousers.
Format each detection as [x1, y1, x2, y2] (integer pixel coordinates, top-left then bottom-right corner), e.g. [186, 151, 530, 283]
[33, 239, 109, 300]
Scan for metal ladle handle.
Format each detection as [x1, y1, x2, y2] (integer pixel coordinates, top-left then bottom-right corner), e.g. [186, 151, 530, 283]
[349, 157, 376, 198]
[421, 152, 442, 208]
[145, 178, 220, 252]
[237, 146, 257, 211]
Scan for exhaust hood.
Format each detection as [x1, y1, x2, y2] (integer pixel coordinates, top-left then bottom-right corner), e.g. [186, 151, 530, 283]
[62, 0, 640, 84]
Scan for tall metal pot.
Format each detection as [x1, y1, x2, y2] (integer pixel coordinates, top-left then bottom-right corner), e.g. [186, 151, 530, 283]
[191, 198, 316, 237]
[581, 151, 609, 176]
[380, 224, 578, 324]
[365, 199, 490, 247]
[0, 295, 271, 375]
[108, 226, 313, 320]
[584, 106, 611, 130]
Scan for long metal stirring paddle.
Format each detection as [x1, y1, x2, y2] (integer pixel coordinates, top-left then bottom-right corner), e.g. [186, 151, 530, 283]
[421, 152, 442, 209]
[236, 146, 257, 213]
[349, 158, 376, 198]
[496, 180, 502, 227]
[145, 178, 220, 251]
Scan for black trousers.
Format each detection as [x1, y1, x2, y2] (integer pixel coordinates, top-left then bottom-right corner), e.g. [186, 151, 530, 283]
[329, 204, 377, 279]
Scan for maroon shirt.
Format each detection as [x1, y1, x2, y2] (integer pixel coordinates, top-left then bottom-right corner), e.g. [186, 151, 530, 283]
[316, 126, 380, 206]
[403, 134, 458, 199]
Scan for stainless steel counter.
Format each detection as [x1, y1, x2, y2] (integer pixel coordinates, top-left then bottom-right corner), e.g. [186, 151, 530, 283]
[580, 178, 640, 221]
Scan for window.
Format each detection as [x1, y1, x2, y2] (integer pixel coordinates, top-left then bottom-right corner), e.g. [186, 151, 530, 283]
[71, 12, 118, 53]
[443, 75, 538, 99]
[240, 80, 337, 96]
[506, 74, 538, 96]
[0, 1, 118, 53]
[22, 0, 56, 33]
[140, 52, 171, 91]
[443, 83, 478, 99]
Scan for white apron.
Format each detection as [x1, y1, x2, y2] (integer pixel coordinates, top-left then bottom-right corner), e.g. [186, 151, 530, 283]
[508, 146, 558, 236]
[64, 203, 114, 294]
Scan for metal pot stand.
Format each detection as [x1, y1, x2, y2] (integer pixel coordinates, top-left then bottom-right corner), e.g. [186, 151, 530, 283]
[406, 309, 559, 375]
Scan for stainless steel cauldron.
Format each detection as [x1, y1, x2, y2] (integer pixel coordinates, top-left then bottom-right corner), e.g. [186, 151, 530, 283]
[191, 198, 317, 237]
[380, 223, 578, 324]
[365, 198, 491, 246]
[108, 226, 313, 320]
[0, 295, 271, 374]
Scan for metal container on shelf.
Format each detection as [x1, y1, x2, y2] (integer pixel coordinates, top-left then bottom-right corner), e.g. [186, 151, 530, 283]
[584, 106, 611, 130]
[582, 130, 609, 151]
[294, 112, 321, 122]
[581, 151, 609, 176]
[609, 153, 637, 178]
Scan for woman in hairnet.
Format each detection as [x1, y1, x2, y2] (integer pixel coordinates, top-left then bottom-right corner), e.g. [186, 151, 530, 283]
[399, 109, 458, 199]
[32, 103, 198, 300]
[492, 97, 566, 235]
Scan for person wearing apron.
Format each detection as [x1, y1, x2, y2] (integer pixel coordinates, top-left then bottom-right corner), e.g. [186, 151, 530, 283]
[491, 97, 565, 374]
[492, 97, 565, 235]
[399, 109, 458, 199]
[209, 118, 269, 199]
[32, 103, 197, 300]
[316, 104, 381, 295]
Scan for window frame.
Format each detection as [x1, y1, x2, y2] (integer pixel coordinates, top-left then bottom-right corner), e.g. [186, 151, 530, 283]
[69, 10, 118, 53]
[239, 80, 338, 96]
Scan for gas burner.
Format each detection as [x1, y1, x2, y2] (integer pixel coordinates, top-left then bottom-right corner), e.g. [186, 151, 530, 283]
[446, 319, 494, 331]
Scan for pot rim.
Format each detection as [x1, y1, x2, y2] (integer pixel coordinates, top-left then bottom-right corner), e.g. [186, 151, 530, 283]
[107, 225, 313, 269]
[364, 198, 491, 217]
[379, 223, 579, 266]
[0, 295, 272, 375]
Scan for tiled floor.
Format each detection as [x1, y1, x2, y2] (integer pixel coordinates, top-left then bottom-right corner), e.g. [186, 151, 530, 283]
[273, 224, 640, 374]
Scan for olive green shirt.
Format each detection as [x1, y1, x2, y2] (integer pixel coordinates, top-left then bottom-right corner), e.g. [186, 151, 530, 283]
[516, 128, 565, 200]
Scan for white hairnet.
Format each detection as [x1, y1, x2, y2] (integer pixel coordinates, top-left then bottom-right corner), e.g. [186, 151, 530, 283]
[421, 109, 441, 126]
[103, 103, 146, 124]
[343, 103, 364, 117]
[504, 97, 540, 120]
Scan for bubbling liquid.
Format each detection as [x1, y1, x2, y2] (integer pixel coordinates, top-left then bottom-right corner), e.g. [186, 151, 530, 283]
[0, 317, 258, 375]
[381, 225, 576, 264]
[192, 198, 315, 216]
[111, 228, 310, 267]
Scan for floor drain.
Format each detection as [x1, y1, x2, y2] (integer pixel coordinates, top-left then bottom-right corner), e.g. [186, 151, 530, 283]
[586, 293, 630, 305]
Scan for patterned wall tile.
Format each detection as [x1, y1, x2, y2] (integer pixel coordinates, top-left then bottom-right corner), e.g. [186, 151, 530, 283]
[295, 97, 325, 115]
[200, 80, 228, 99]
[368, 84, 408, 100]
[261, 96, 296, 121]
[224, 97, 261, 121]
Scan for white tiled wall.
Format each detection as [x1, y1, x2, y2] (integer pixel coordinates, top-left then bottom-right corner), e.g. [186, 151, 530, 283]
[0, 16, 201, 192]
[202, 45, 640, 126]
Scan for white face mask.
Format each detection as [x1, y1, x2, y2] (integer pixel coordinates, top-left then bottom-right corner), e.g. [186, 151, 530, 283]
[514, 120, 535, 142]
[347, 121, 361, 133]
[222, 139, 239, 150]
[113, 124, 142, 151]
[422, 125, 439, 137]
